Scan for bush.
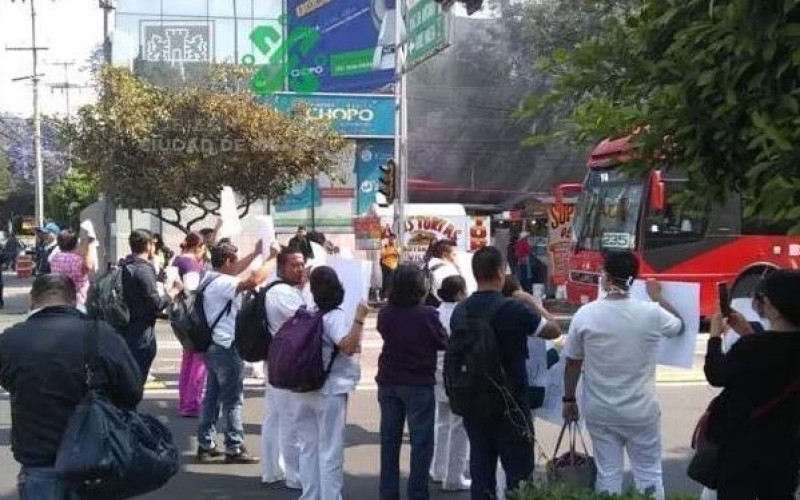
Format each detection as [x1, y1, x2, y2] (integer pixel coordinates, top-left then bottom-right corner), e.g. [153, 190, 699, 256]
[508, 482, 699, 500]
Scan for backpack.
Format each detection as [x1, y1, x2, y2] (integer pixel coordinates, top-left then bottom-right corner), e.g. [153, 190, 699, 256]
[169, 274, 231, 353]
[86, 268, 130, 331]
[423, 262, 445, 307]
[234, 280, 286, 362]
[267, 306, 338, 392]
[444, 298, 512, 419]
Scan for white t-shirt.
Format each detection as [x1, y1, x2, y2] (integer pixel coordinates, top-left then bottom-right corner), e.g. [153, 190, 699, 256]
[265, 280, 306, 336]
[318, 307, 361, 395]
[563, 297, 683, 425]
[202, 273, 242, 349]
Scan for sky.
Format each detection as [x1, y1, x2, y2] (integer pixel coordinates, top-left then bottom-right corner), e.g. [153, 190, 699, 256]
[0, 0, 104, 117]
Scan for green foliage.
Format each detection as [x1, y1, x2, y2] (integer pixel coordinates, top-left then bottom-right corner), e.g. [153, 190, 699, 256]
[67, 66, 347, 233]
[45, 167, 99, 230]
[519, 0, 800, 232]
[508, 482, 698, 500]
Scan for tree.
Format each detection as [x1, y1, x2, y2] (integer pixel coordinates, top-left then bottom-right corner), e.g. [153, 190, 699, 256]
[0, 152, 12, 203]
[0, 113, 69, 189]
[519, 1, 800, 231]
[68, 66, 348, 233]
[45, 167, 99, 229]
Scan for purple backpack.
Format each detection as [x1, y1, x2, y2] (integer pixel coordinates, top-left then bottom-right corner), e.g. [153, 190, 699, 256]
[267, 307, 338, 392]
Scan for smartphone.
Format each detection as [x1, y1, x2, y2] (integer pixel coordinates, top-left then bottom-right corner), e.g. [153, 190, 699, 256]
[717, 282, 732, 317]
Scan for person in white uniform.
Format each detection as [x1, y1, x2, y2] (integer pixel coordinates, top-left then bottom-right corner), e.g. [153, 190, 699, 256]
[430, 275, 471, 491]
[295, 266, 368, 500]
[425, 240, 461, 303]
[563, 251, 684, 500]
[261, 246, 308, 488]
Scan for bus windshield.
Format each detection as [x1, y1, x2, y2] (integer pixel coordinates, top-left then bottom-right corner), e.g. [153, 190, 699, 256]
[573, 169, 644, 252]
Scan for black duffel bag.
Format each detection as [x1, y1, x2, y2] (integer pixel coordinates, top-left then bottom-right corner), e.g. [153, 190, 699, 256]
[55, 320, 179, 499]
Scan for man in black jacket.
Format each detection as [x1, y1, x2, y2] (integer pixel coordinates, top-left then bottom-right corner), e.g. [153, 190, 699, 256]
[0, 274, 142, 499]
[121, 229, 174, 383]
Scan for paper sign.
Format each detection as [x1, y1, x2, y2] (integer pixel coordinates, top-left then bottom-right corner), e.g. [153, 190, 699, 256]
[327, 257, 371, 326]
[164, 266, 180, 292]
[80, 220, 97, 240]
[537, 347, 586, 426]
[722, 298, 769, 353]
[257, 216, 276, 258]
[217, 186, 242, 239]
[629, 280, 701, 369]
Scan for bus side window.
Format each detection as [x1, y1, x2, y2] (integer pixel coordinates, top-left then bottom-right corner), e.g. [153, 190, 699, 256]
[644, 185, 709, 249]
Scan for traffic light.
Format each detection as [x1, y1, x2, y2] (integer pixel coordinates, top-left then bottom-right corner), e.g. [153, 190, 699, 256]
[378, 159, 397, 207]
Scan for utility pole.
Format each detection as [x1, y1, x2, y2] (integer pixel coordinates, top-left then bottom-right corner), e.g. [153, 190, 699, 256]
[393, 0, 409, 250]
[7, 0, 48, 228]
[49, 61, 86, 170]
[99, 0, 115, 64]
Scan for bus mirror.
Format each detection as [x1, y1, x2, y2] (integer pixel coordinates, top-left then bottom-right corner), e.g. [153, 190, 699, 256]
[556, 183, 583, 204]
[650, 172, 665, 212]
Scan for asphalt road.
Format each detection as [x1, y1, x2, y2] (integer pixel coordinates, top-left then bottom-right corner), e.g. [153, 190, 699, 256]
[0, 273, 713, 499]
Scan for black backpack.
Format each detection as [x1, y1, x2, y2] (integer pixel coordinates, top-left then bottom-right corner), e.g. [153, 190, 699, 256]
[444, 298, 512, 419]
[234, 280, 286, 362]
[169, 274, 231, 353]
[423, 262, 445, 307]
[86, 267, 130, 331]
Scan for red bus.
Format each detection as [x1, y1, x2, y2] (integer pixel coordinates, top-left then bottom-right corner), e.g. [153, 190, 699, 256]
[564, 136, 800, 317]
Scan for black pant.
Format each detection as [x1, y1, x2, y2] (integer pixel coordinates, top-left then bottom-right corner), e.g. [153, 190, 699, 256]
[717, 433, 799, 499]
[463, 412, 535, 499]
[124, 322, 157, 385]
[380, 264, 395, 300]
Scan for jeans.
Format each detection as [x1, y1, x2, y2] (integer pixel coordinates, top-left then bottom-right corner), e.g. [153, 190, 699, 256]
[463, 412, 535, 499]
[198, 343, 245, 454]
[125, 321, 157, 385]
[380, 264, 395, 299]
[378, 385, 435, 500]
[18, 467, 80, 500]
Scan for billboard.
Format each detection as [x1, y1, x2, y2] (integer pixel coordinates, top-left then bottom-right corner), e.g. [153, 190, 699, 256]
[286, 0, 396, 92]
[356, 140, 394, 214]
[261, 93, 395, 137]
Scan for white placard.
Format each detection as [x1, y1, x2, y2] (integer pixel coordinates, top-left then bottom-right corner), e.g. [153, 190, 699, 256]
[257, 216, 276, 258]
[80, 219, 97, 240]
[537, 347, 586, 426]
[164, 266, 180, 291]
[217, 186, 242, 239]
[722, 298, 769, 353]
[628, 280, 701, 369]
[327, 257, 371, 326]
[454, 252, 477, 295]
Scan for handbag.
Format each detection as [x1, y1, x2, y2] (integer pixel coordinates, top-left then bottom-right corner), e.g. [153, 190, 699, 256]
[55, 320, 179, 499]
[546, 421, 597, 490]
[688, 377, 800, 489]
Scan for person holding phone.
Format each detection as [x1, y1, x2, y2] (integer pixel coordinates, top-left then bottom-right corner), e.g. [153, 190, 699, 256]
[703, 270, 800, 499]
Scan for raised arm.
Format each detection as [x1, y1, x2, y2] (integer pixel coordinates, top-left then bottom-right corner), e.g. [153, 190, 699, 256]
[337, 302, 371, 356]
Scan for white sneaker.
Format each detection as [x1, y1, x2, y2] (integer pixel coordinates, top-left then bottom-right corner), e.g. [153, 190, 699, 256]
[285, 478, 302, 490]
[261, 474, 285, 484]
[442, 477, 471, 491]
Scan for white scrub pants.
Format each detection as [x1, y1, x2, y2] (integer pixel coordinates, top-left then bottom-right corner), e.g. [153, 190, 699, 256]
[295, 391, 348, 500]
[261, 384, 301, 484]
[430, 399, 469, 485]
[585, 419, 665, 500]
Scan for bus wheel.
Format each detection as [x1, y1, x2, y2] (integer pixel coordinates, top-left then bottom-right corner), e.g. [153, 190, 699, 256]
[731, 270, 769, 299]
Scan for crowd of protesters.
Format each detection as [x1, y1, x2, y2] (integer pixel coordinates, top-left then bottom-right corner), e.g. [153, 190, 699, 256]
[0, 220, 797, 500]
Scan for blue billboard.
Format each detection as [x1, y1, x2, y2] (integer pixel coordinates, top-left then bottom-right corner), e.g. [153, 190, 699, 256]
[274, 179, 322, 212]
[286, 0, 396, 92]
[356, 140, 394, 214]
[261, 93, 395, 138]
